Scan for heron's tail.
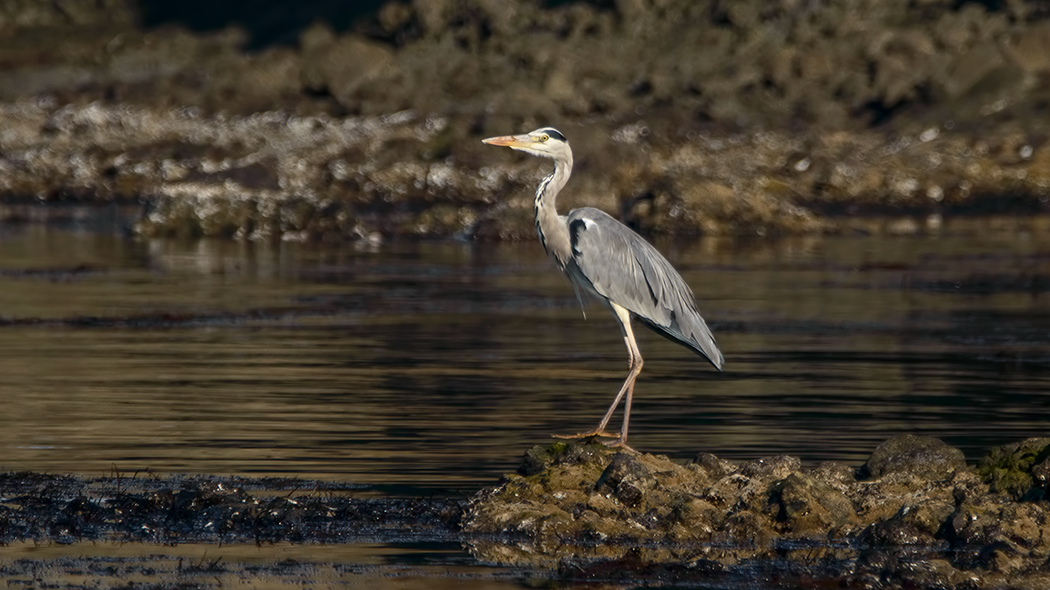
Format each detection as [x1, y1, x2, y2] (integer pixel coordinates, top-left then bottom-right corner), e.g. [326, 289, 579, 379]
[638, 310, 724, 371]
[681, 314, 724, 370]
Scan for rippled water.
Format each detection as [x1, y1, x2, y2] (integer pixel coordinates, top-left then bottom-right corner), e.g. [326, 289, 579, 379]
[1, 211, 1047, 498]
[2, 210, 1049, 588]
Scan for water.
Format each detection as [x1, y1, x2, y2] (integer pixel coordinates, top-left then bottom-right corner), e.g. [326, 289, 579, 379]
[0, 210, 1048, 587]
[1, 214, 1048, 489]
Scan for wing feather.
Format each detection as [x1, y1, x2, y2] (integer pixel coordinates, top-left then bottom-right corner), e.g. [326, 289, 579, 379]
[566, 207, 724, 370]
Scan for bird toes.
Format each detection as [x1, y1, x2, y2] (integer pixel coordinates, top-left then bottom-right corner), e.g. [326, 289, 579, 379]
[601, 438, 637, 452]
[551, 430, 619, 440]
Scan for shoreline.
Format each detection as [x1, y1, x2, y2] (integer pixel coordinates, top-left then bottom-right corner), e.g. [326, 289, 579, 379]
[0, 101, 1047, 243]
[1, 435, 1047, 588]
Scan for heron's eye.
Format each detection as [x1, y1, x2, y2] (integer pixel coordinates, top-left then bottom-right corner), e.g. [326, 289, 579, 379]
[539, 134, 549, 142]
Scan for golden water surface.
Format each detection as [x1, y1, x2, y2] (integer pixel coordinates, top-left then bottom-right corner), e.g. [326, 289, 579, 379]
[0, 217, 1047, 494]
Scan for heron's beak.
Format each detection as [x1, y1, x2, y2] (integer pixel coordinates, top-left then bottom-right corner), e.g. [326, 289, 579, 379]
[482, 134, 531, 148]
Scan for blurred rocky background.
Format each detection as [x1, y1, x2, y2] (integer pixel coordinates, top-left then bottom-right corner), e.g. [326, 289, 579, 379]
[1, 0, 1049, 240]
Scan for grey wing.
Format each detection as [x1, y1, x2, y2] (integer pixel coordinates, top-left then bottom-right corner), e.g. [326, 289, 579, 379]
[566, 207, 724, 370]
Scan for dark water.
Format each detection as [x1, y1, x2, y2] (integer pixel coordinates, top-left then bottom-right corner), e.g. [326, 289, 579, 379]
[1, 214, 1049, 490]
[0, 211, 1048, 587]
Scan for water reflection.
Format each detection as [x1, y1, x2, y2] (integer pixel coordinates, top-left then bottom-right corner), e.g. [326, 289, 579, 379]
[0, 542, 521, 590]
[0, 215, 1047, 493]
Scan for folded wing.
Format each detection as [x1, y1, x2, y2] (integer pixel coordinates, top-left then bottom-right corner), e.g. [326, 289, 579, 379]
[565, 207, 724, 370]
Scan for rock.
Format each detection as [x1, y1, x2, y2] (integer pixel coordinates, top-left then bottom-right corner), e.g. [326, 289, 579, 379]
[594, 452, 655, 507]
[1006, 21, 1050, 73]
[671, 497, 722, 540]
[740, 455, 800, 480]
[0, 98, 1046, 241]
[466, 436, 1050, 589]
[2, 0, 1050, 132]
[770, 472, 858, 536]
[862, 499, 955, 546]
[806, 461, 857, 487]
[519, 441, 608, 476]
[0, 2, 1048, 239]
[942, 42, 1015, 99]
[0, 0, 137, 30]
[1033, 456, 1050, 489]
[300, 30, 397, 114]
[976, 437, 1050, 500]
[863, 434, 967, 480]
[690, 452, 736, 479]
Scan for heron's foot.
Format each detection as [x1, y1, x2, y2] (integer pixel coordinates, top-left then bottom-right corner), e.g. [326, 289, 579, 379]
[554, 430, 617, 438]
[601, 438, 637, 452]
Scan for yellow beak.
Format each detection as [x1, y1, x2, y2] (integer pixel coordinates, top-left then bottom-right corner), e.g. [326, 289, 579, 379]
[482, 134, 531, 148]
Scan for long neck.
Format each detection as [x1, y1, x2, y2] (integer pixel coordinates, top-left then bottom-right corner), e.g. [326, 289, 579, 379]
[534, 151, 574, 269]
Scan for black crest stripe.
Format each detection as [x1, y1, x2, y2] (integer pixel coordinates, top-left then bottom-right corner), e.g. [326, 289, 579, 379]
[541, 128, 567, 142]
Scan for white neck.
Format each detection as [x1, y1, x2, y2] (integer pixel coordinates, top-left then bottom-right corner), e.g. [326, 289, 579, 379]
[532, 150, 574, 268]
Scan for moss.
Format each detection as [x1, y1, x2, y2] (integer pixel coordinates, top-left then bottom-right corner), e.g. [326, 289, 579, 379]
[976, 438, 1050, 500]
[518, 441, 611, 477]
[465, 436, 1050, 587]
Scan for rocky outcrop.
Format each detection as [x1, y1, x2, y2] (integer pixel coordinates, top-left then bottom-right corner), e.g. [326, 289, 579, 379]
[0, 1, 1049, 239]
[464, 436, 1050, 589]
[1, 100, 1047, 241]
[5, 1, 1050, 131]
[347, 0, 1050, 130]
[978, 437, 1050, 500]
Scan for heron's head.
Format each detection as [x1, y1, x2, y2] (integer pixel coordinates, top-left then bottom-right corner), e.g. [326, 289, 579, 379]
[482, 127, 570, 160]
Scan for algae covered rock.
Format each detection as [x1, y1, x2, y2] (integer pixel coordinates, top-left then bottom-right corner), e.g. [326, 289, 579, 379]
[977, 437, 1050, 500]
[519, 440, 608, 476]
[465, 442, 719, 544]
[464, 436, 1050, 590]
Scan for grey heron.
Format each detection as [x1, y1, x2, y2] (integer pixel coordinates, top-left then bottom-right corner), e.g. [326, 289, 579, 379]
[482, 127, 724, 449]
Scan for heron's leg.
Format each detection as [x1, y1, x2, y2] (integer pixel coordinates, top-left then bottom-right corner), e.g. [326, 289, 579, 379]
[552, 303, 642, 448]
[602, 303, 642, 450]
